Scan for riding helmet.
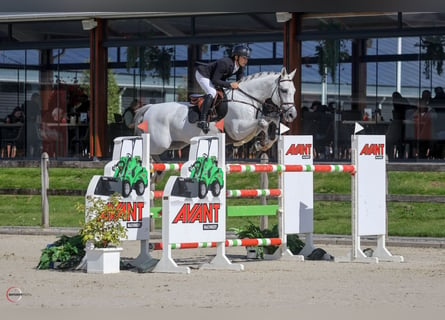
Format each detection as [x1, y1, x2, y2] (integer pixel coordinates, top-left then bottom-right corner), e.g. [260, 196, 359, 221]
[232, 45, 251, 58]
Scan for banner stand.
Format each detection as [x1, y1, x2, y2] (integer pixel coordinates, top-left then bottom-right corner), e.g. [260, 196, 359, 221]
[337, 134, 404, 263]
[152, 134, 244, 273]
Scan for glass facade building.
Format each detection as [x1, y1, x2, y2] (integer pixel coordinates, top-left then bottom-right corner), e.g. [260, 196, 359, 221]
[1, 13, 445, 161]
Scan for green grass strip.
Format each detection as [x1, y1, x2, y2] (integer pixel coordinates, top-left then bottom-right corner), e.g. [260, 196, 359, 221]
[227, 205, 278, 217]
[150, 205, 278, 218]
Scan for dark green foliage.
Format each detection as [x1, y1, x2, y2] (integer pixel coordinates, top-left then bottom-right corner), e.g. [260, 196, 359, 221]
[315, 20, 350, 83]
[418, 35, 445, 79]
[37, 235, 85, 270]
[232, 222, 305, 259]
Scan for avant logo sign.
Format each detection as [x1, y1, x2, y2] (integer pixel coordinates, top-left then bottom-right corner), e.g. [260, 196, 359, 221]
[172, 203, 220, 224]
[285, 143, 312, 159]
[360, 143, 385, 159]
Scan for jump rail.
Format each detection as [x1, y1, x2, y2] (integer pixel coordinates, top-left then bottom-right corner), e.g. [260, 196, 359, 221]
[151, 188, 282, 199]
[150, 238, 282, 250]
[151, 163, 356, 174]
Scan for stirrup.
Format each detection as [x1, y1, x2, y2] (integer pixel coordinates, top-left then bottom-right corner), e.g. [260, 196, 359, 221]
[197, 121, 209, 133]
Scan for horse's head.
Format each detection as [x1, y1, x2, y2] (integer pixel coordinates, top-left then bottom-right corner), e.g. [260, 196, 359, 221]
[274, 67, 297, 123]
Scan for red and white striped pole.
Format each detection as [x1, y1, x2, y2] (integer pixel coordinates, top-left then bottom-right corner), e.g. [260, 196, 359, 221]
[151, 237, 282, 250]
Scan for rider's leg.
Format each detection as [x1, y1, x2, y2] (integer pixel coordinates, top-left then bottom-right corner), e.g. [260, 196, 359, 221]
[195, 71, 217, 133]
[197, 94, 213, 131]
[195, 71, 217, 97]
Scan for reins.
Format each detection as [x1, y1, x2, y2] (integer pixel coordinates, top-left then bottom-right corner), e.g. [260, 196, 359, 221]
[224, 77, 283, 118]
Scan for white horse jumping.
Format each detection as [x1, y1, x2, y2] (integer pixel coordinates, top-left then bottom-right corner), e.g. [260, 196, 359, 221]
[133, 67, 297, 156]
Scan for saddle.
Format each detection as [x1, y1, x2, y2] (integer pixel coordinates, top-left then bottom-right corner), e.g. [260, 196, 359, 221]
[187, 89, 228, 127]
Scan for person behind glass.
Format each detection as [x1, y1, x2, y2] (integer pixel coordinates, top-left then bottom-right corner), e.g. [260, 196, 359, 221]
[123, 99, 142, 130]
[413, 92, 434, 158]
[24, 92, 42, 158]
[391, 91, 411, 121]
[74, 93, 90, 123]
[5, 106, 25, 124]
[431, 86, 445, 104]
[3, 106, 25, 158]
[194, 44, 251, 133]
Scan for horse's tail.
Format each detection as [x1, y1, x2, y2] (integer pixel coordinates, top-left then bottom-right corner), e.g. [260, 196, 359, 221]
[133, 104, 151, 135]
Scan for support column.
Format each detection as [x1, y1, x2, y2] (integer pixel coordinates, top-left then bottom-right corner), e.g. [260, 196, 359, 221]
[89, 19, 108, 159]
[187, 44, 202, 97]
[351, 39, 367, 113]
[283, 13, 302, 135]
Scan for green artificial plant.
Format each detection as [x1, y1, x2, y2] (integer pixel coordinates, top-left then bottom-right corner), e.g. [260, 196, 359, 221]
[232, 222, 305, 259]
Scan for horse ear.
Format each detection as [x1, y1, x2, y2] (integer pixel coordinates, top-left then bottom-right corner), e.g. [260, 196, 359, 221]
[280, 67, 287, 77]
[288, 69, 297, 79]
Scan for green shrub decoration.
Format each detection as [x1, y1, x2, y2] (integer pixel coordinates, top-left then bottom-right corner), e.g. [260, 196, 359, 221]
[36, 234, 85, 270]
[232, 222, 305, 259]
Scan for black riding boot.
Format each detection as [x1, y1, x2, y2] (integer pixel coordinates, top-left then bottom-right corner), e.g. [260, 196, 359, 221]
[197, 94, 212, 133]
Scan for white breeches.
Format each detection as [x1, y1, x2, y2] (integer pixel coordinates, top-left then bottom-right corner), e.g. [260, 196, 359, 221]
[195, 71, 217, 98]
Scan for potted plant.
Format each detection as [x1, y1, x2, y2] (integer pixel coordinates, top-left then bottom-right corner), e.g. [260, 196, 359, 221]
[232, 222, 304, 259]
[77, 193, 128, 274]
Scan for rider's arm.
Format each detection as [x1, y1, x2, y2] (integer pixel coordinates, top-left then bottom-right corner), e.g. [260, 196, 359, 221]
[210, 59, 233, 88]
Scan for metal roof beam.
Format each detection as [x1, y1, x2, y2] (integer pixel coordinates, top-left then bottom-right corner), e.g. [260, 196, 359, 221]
[104, 32, 283, 47]
[297, 26, 445, 41]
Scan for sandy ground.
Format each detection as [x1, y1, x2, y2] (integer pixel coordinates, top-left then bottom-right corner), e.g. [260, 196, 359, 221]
[1, 234, 445, 318]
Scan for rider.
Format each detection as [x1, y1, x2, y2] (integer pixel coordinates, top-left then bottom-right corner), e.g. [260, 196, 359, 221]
[195, 44, 251, 133]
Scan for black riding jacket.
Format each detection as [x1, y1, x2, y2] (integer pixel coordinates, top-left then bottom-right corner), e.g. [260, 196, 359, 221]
[196, 57, 244, 89]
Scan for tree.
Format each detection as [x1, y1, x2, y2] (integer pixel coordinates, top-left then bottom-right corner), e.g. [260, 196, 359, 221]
[126, 46, 173, 84]
[81, 68, 120, 124]
[418, 35, 445, 79]
[315, 20, 349, 83]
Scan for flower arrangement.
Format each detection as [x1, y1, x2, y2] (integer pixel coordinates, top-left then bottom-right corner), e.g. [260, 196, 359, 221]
[77, 193, 128, 248]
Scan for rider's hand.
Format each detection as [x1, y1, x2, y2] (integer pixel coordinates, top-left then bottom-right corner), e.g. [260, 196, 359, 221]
[230, 82, 239, 89]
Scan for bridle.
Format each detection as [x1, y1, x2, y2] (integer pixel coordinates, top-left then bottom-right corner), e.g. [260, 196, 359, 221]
[273, 76, 296, 114]
[226, 75, 295, 118]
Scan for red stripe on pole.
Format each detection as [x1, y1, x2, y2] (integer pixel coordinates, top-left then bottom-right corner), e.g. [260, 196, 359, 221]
[179, 242, 202, 249]
[254, 164, 274, 172]
[151, 163, 183, 171]
[282, 165, 304, 171]
[313, 165, 332, 172]
[151, 163, 165, 171]
[236, 238, 282, 246]
[230, 189, 281, 197]
[153, 191, 163, 198]
[342, 165, 356, 173]
[228, 164, 243, 172]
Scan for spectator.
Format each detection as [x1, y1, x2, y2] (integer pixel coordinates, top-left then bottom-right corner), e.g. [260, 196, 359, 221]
[310, 100, 322, 112]
[5, 106, 25, 124]
[389, 91, 416, 158]
[392, 91, 412, 120]
[51, 107, 67, 123]
[123, 99, 142, 130]
[413, 93, 435, 158]
[431, 86, 445, 105]
[24, 92, 42, 158]
[2, 106, 25, 158]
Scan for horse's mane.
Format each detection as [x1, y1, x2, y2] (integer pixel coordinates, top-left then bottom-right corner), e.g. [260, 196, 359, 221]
[239, 71, 280, 83]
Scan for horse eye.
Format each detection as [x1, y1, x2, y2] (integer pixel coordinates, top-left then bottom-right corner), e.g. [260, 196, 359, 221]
[280, 88, 288, 93]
